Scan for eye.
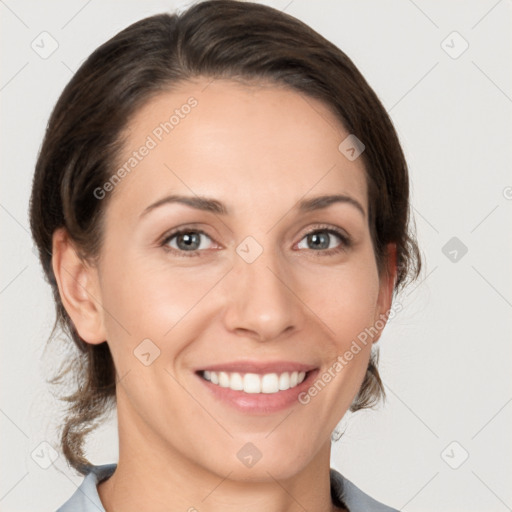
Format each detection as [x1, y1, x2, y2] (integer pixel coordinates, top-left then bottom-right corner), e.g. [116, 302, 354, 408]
[160, 226, 350, 257]
[162, 229, 216, 254]
[296, 227, 350, 254]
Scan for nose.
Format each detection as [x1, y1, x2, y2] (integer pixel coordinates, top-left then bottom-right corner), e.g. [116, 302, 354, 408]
[221, 246, 303, 342]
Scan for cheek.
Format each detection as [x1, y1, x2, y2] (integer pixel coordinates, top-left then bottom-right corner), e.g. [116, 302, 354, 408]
[98, 252, 224, 352]
[298, 253, 380, 345]
[295, 250, 380, 406]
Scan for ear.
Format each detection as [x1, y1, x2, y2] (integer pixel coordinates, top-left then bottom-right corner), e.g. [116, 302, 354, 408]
[51, 227, 107, 345]
[372, 243, 398, 344]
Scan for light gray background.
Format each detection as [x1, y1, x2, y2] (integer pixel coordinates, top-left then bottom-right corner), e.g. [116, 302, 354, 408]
[1, 1, 511, 510]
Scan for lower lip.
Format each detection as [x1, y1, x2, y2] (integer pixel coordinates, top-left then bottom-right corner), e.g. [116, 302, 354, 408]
[195, 369, 319, 414]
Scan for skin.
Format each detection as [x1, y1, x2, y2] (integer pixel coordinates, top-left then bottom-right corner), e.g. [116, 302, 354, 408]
[52, 77, 396, 512]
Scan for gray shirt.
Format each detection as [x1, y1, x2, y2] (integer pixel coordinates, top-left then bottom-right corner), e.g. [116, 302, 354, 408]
[56, 464, 398, 511]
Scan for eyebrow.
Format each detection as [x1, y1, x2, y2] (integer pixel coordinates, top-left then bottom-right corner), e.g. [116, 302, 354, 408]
[140, 194, 227, 218]
[139, 193, 365, 219]
[298, 194, 365, 218]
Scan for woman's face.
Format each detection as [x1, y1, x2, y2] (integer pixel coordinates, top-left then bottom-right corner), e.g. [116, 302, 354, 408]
[86, 78, 394, 480]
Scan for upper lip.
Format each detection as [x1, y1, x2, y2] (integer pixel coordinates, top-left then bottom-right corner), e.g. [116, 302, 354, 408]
[196, 361, 318, 375]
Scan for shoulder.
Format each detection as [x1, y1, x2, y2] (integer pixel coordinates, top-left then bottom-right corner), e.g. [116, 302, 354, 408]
[330, 468, 399, 512]
[55, 463, 117, 512]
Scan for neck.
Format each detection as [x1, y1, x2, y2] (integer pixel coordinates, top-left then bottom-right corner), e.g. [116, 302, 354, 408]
[98, 401, 343, 512]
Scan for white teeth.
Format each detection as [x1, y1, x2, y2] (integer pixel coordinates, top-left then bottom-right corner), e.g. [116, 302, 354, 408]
[244, 373, 261, 393]
[279, 372, 290, 391]
[261, 373, 278, 394]
[201, 370, 307, 394]
[218, 371, 230, 388]
[230, 372, 243, 391]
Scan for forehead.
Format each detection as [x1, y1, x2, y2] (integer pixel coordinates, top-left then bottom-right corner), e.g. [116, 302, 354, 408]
[107, 78, 368, 220]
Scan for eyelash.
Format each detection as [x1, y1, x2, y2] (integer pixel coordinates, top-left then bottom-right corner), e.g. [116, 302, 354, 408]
[160, 224, 352, 258]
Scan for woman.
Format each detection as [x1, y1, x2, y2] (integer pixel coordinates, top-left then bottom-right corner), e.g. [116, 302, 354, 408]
[29, 1, 421, 510]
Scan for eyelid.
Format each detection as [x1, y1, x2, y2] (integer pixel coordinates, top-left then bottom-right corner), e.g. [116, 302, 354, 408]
[296, 223, 351, 244]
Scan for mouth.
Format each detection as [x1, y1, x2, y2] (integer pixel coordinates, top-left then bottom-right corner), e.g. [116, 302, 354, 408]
[197, 369, 309, 394]
[194, 364, 320, 414]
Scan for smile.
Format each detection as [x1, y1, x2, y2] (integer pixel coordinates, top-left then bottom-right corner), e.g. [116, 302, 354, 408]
[200, 370, 307, 394]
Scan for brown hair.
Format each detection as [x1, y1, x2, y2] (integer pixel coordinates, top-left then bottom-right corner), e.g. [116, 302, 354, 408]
[29, 0, 421, 475]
